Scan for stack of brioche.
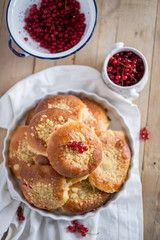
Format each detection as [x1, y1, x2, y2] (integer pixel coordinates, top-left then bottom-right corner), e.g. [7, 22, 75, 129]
[9, 95, 131, 215]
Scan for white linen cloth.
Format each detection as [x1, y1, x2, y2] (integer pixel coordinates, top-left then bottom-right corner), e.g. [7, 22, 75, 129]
[0, 65, 143, 240]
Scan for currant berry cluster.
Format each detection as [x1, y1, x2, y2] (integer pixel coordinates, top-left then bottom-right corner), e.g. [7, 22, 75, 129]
[24, 0, 86, 53]
[67, 141, 88, 153]
[107, 51, 145, 86]
[67, 220, 88, 237]
[17, 206, 25, 221]
[140, 127, 149, 140]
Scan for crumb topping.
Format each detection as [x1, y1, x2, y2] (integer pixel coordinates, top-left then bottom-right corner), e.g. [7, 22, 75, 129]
[48, 102, 72, 113]
[24, 180, 61, 209]
[34, 116, 69, 143]
[48, 104, 53, 108]
[64, 132, 94, 166]
[13, 164, 20, 170]
[65, 146, 92, 166]
[70, 181, 101, 203]
[11, 132, 36, 163]
[80, 107, 96, 128]
[100, 143, 126, 183]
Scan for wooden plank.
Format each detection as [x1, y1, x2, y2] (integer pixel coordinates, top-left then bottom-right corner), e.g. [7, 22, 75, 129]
[142, 0, 160, 238]
[33, 58, 56, 73]
[74, 0, 103, 69]
[116, 0, 158, 173]
[0, 129, 7, 163]
[95, 0, 121, 71]
[75, 0, 121, 71]
[0, 1, 35, 97]
[34, 55, 74, 73]
[0, 0, 5, 39]
[56, 55, 74, 66]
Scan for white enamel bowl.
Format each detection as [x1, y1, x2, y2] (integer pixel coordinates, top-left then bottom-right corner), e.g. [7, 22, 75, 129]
[6, 0, 97, 59]
[3, 90, 133, 220]
[102, 42, 149, 100]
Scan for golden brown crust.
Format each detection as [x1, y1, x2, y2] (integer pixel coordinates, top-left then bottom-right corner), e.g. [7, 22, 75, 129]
[89, 130, 131, 193]
[35, 155, 50, 165]
[66, 175, 88, 186]
[81, 98, 110, 131]
[27, 108, 76, 156]
[113, 130, 128, 141]
[47, 121, 102, 178]
[9, 94, 131, 215]
[9, 126, 37, 178]
[9, 126, 51, 178]
[62, 179, 110, 215]
[25, 107, 36, 125]
[20, 165, 69, 211]
[34, 95, 85, 120]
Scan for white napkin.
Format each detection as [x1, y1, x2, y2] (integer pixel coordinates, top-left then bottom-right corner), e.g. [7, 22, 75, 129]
[0, 65, 143, 240]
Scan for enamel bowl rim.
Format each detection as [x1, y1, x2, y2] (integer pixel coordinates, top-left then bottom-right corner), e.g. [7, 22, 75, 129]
[6, 0, 97, 59]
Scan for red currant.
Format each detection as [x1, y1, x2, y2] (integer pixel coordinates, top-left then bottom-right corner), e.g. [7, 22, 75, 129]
[67, 141, 88, 154]
[71, 146, 77, 151]
[107, 51, 145, 87]
[67, 226, 76, 232]
[78, 148, 84, 154]
[72, 141, 78, 147]
[17, 205, 25, 221]
[140, 127, 149, 140]
[24, 0, 86, 53]
[81, 232, 86, 237]
[72, 220, 78, 226]
[82, 146, 88, 151]
[116, 74, 121, 80]
[122, 75, 127, 81]
[78, 141, 83, 148]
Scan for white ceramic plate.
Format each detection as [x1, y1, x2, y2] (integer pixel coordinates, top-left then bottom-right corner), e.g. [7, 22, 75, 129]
[3, 90, 133, 220]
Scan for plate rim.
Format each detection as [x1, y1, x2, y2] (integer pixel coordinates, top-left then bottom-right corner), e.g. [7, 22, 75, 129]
[3, 89, 134, 220]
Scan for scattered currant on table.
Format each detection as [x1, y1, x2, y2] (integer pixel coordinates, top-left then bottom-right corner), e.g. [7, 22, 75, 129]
[140, 127, 149, 140]
[107, 51, 145, 86]
[24, 37, 28, 41]
[24, 0, 86, 53]
[17, 206, 25, 221]
[67, 141, 88, 153]
[67, 220, 89, 237]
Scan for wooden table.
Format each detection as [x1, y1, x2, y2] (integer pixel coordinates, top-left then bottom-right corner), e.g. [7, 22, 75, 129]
[0, 0, 160, 239]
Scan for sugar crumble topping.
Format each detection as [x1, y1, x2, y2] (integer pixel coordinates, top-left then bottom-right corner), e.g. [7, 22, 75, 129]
[80, 107, 96, 128]
[64, 132, 94, 166]
[48, 102, 72, 113]
[33, 116, 70, 143]
[70, 181, 101, 203]
[11, 132, 36, 163]
[100, 144, 125, 183]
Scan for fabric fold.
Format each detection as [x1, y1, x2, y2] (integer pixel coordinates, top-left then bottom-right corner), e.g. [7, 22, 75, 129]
[0, 65, 143, 240]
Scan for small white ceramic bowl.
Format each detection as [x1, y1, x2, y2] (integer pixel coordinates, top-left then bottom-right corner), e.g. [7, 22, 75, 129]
[102, 42, 149, 100]
[6, 0, 97, 59]
[3, 90, 133, 220]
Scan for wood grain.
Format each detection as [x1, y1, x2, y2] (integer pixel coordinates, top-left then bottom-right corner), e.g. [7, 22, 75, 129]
[0, 129, 7, 163]
[74, 0, 103, 68]
[0, 0, 5, 39]
[142, 0, 160, 238]
[116, 0, 158, 173]
[0, 1, 35, 97]
[95, 0, 121, 71]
